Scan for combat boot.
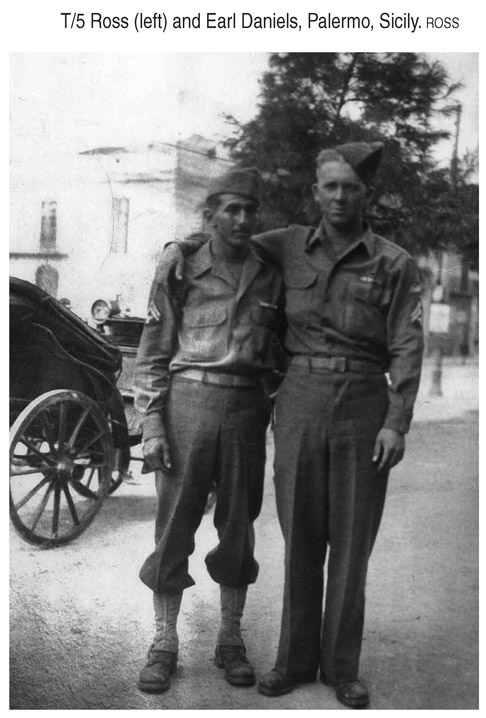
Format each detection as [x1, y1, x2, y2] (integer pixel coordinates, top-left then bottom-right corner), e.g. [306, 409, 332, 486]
[138, 648, 177, 693]
[138, 591, 182, 693]
[215, 585, 255, 687]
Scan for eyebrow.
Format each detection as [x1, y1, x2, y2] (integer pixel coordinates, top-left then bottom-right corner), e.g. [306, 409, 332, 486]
[321, 179, 360, 187]
[224, 201, 258, 209]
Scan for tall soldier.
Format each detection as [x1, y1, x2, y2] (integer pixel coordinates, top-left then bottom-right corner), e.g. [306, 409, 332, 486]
[133, 168, 283, 694]
[158, 142, 424, 708]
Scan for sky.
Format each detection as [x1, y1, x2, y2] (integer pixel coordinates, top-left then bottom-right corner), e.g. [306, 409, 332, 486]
[9, 54, 269, 160]
[427, 52, 479, 167]
[10, 53, 478, 169]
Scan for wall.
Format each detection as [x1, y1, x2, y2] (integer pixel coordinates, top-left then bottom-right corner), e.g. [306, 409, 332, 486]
[10, 136, 228, 319]
[417, 252, 479, 357]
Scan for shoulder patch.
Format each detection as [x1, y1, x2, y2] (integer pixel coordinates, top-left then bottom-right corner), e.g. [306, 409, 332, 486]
[146, 299, 161, 324]
[410, 300, 422, 326]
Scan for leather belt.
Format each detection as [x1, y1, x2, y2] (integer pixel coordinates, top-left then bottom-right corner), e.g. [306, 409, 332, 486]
[175, 369, 260, 387]
[291, 355, 384, 375]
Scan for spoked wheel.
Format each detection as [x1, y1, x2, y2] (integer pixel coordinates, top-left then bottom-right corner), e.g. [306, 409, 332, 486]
[9, 390, 113, 547]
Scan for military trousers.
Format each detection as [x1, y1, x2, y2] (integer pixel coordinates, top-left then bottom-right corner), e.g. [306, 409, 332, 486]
[139, 376, 270, 594]
[273, 363, 389, 684]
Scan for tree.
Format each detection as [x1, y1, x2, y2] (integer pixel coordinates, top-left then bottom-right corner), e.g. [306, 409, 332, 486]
[401, 149, 479, 263]
[224, 53, 474, 256]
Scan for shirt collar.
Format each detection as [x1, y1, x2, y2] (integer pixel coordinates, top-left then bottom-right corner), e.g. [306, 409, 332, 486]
[191, 238, 264, 278]
[306, 221, 376, 257]
[191, 240, 213, 278]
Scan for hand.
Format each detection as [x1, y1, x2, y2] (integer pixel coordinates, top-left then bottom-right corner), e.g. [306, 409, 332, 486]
[373, 428, 405, 475]
[154, 244, 185, 287]
[143, 435, 172, 471]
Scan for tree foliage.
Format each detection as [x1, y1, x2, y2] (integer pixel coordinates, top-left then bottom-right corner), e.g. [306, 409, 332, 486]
[224, 53, 477, 259]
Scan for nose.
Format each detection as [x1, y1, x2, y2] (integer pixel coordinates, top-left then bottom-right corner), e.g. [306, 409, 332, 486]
[236, 209, 250, 225]
[334, 185, 345, 200]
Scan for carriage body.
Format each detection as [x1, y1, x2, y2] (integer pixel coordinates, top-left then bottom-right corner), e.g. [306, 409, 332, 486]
[9, 277, 132, 547]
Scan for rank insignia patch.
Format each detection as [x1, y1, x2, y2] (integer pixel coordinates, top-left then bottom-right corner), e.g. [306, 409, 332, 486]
[146, 299, 161, 324]
[410, 301, 423, 326]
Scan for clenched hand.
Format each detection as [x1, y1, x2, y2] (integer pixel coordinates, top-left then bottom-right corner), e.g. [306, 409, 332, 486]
[373, 428, 405, 475]
[143, 435, 172, 471]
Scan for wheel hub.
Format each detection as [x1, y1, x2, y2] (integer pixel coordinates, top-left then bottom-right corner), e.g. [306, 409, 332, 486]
[54, 458, 85, 482]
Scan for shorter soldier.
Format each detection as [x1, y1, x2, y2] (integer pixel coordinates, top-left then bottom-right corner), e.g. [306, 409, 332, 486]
[133, 168, 283, 693]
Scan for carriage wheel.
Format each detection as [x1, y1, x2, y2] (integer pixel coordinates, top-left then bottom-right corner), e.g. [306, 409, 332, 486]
[9, 390, 113, 547]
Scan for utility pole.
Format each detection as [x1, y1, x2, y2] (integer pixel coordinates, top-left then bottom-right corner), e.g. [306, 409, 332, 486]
[450, 103, 462, 192]
[429, 103, 461, 398]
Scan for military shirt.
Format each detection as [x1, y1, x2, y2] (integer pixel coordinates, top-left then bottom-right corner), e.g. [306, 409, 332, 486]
[134, 241, 284, 439]
[252, 223, 424, 434]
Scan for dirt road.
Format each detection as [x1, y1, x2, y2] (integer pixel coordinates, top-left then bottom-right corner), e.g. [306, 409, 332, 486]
[10, 363, 478, 710]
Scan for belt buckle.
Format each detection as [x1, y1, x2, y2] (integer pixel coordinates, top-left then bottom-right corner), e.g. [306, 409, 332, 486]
[331, 357, 347, 372]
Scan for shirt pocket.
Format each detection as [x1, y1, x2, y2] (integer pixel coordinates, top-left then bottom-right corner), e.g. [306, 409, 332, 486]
[179, 306, 228, 362]
[284, 269, 318, 326]
[345, 278, 387, 341]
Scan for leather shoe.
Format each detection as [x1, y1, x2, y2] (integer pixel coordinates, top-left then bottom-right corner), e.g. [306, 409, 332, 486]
[214, 645, 256, 687]
[257, 668, 316, 697]
[138, 649, 177, 693]
[335, 680, 369, 709]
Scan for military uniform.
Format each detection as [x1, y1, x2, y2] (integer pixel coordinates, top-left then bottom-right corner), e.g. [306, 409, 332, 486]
[252, 222, 423, 685]
[134, 240, 283, 594]
[134, 166, 287, 694]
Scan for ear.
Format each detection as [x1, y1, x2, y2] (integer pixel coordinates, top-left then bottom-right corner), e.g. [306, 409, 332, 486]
[312, 182, 319, 201]
[203, 207, 214, 224]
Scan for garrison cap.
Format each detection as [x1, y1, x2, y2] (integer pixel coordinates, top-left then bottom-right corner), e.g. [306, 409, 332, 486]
[206, 167, 261, 203]
[317, 141, 384, 186]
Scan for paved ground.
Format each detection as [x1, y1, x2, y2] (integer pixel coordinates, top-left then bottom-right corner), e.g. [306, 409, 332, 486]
[9, 359, 479, 710]
[413, 356, 479, 422]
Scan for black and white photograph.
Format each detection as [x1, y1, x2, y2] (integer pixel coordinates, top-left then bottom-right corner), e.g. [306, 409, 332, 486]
[8, 21, 479, 713]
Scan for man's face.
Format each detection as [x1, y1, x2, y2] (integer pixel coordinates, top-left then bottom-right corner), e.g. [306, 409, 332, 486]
[208, 193, 259, 251]
[313, 161, 367, 228]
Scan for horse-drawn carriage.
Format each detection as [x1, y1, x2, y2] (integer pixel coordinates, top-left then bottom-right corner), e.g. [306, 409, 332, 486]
[9, 277, 140, 547]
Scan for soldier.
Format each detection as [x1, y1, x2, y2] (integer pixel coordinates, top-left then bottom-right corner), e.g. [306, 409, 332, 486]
[158, 142, 424, 708]
[133, 167, 283, 694]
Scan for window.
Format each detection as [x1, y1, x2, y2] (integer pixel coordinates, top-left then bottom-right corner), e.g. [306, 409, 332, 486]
[40, 200, 57, 250]
[111, 196, 130, 253]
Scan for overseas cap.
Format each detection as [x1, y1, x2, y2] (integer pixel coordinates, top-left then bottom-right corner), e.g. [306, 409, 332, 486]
[317, 141, 384, 186]
[206, 167, 261, 203]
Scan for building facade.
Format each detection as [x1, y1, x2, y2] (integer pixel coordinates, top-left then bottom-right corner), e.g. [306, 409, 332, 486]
[10, 135, 229, 319]
[418, 252, 479, 358]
